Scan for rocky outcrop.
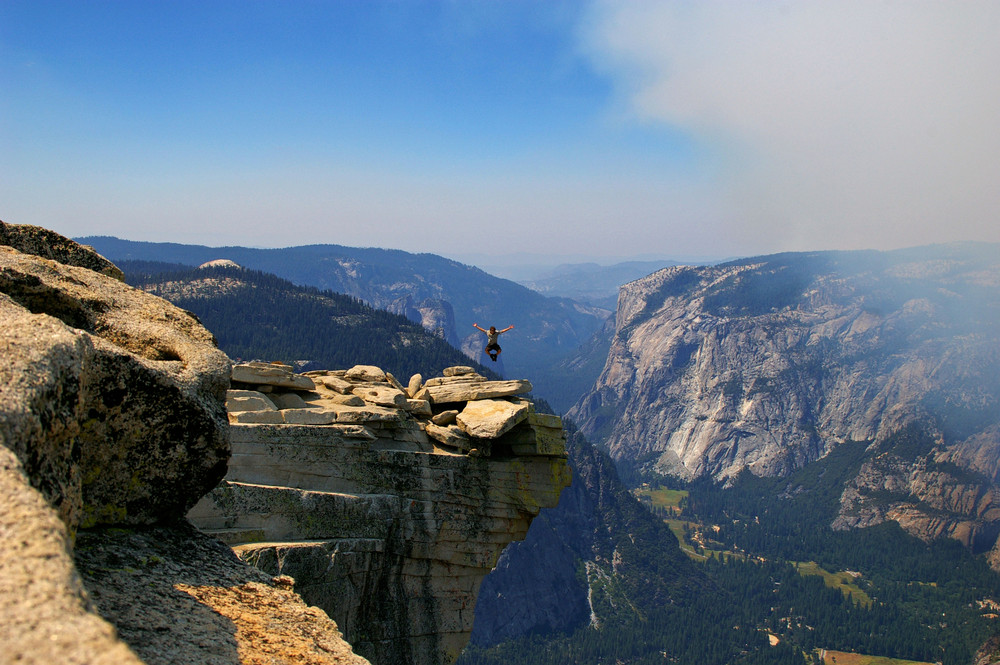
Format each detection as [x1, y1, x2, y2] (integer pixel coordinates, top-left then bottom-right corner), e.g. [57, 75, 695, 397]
[975, 635, 1000, 665]
[831, 425, 1000, 552]
[189, 362, 572, 665]
[0, 222, 364, 665]
[569, 245, 1000, 549]
[0, 224, 231, 530]
[0, 224, 232, 532]
[0, 221, 125, 280]
[388, 295, 460, 348]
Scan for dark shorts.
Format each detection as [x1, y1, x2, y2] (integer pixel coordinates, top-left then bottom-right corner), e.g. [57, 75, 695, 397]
[486, 343, 501, 353]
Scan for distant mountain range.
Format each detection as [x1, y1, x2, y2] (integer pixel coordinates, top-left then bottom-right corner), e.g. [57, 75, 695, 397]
[515, 260, 684, 308]
[120, 261, 486, 381]
[80, 236, 612, 405]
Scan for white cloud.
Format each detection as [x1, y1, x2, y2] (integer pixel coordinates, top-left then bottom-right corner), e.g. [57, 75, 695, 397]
[582, 0, 1000, 251]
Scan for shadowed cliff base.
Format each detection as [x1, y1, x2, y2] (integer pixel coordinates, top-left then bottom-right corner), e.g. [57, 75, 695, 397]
[75, 522, 368, 665]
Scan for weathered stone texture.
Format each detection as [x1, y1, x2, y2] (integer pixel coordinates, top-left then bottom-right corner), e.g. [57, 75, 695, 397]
[233, 362, 316, 390]
[0, 447, 142, 665]
[75, 522, 370, 665]
[193, 363, 571, 665]
[0, 220, 124, 280]
[0, 223, 365, 665]
[424, 379, 532, 404]
[0, 239, 231, 530]
[456, 399, 529, 439]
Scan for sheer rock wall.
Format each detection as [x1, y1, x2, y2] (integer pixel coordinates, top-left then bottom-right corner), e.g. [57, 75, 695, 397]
[189, 362, 572, 665]
[569, 246, 1000, 554]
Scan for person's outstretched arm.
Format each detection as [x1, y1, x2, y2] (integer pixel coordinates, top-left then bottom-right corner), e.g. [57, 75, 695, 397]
[472, 323, 487, 333]
[499, 324, 514, 334]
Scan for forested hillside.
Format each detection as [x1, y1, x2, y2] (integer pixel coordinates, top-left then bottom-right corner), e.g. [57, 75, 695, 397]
[121, 261, 486, 380]
[460, 429, 1000, 665]
[82, 237, 610, 398]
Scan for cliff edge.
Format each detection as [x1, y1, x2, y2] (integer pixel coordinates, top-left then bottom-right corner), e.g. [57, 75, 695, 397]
[0, 220, 570, 665]
[189, 361, 572, 665]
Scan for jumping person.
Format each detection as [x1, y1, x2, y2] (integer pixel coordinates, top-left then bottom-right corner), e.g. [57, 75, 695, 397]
[473, 323, 514, 362]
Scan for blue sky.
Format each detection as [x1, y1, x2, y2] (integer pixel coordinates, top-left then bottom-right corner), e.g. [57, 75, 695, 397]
[2, 1, 999, 264]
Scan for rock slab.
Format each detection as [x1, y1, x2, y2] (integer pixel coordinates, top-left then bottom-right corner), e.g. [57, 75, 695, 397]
[457, 399, 529, 439]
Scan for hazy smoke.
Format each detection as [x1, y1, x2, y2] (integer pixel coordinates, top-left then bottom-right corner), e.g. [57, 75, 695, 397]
[582, 1, 1000, 252]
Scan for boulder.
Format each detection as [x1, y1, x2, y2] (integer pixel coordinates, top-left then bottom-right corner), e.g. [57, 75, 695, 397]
[457, 399, 530, 439]
[384, 372, 407, 393]
[321, 376, 356, 394]
[271, 392, 309, 410]
[424, 379, 532, 404]
[327, 393, 366, 407]
[431, 410, 459, 426]
[352, 385, 408, 409]
[443, 366, 477, 377]
[227, 390, 278, 412]
[0, 240, 231, 530]
[406, 373, 423, 398]
[424, 375, 486, 387]
[425, 423, 471, 452]
[407, 399, 433, 417]
[232, 362, 315, 391]
[345, 365, 386, 382]
[331, 404, 406, 424]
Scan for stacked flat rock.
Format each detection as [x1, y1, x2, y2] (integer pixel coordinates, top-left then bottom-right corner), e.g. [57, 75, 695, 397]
[193, 362, 573, 665]
[226, 362, 565, 457]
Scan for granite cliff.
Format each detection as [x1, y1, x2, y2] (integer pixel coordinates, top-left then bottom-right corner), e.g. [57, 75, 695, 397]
[570, 245, 1000, 552]
[189, 361, 571, 665]
[0, 221, 571, 665]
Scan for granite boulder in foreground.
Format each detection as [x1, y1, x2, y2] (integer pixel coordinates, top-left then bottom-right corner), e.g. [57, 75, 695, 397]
[0, 221, 366, 665]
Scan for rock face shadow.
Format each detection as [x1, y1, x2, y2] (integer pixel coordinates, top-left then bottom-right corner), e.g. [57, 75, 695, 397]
[75, 525, 244, 665]
[75, 523, 366, 665]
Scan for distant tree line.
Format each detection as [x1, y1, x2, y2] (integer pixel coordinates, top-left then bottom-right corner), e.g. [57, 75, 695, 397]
[122, 263, 493, 380]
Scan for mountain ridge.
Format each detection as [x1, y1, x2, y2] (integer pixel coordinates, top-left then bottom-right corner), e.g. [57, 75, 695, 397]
[80, 236, 610, 402]
[569, 242, 1000, 554]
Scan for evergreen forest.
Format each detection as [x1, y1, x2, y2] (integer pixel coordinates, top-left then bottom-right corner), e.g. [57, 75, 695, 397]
[120, 261, 491, 381]
[459, 429, 1000, 665]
